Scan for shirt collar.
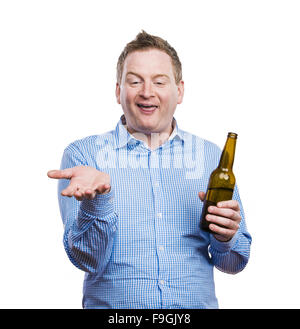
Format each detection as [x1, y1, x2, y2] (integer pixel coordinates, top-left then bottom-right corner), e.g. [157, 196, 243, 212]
[113, 115, 186, 150]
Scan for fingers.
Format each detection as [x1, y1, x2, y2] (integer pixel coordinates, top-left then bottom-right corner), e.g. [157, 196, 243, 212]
[62, 186, 95, 201]
[208, 205, 241, 222]
[61, 184, 111, 200]
[198, 191, 206, 201]
[96, 184, 111, 194]
[84, 189, 97, 200]
[47, 168, 73, 179]
[61, 184, 78, 197]
[208, 224, 236, 242]
[205, 202, 241, 241]
[217, 200, 240, 212]
[74, 187, 88, 201]
[206, 213, 240, 231]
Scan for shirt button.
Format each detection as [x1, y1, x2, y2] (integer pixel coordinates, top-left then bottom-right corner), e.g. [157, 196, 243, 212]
[154, 181, 160, 187]
[157, 212, 162, 218]
[159, 280, 165, 285]
[158, 245, 164, 251]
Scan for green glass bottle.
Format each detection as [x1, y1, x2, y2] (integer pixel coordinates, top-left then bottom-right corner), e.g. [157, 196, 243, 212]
[200, 132, 238, 233]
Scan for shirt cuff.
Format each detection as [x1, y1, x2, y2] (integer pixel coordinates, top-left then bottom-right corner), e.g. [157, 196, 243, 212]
[80, 188, 115, 219]
[210, 231, 239, 253]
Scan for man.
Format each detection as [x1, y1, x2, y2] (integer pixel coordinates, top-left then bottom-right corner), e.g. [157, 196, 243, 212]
[48, 31, 251, 309]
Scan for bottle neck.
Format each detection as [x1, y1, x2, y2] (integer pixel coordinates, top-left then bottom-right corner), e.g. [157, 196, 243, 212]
[218, 134, 237, 171]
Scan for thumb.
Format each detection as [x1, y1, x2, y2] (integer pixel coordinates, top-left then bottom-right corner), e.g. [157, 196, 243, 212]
[47, 168, 74, 179]
[198, 191, 206, 202]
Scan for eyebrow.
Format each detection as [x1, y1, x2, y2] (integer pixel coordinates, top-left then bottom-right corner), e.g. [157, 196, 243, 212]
[126, 72, 143, 80]
[126, 72, 170, 80]
[153, 74, 170, 81]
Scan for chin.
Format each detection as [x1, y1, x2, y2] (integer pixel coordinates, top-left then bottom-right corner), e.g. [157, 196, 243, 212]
[137, 126, 155, 135]
[136, 119, 158, 132]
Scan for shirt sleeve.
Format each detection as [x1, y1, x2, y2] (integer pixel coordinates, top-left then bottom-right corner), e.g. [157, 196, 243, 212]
[57, 143, 118, 274]
[208, 184, 252, 274]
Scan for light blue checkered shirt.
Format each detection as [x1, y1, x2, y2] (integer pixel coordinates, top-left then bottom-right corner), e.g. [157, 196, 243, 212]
[57, 116, 252, 309]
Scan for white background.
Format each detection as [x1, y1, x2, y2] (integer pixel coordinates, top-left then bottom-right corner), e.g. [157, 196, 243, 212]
[0, 0, 299, 308]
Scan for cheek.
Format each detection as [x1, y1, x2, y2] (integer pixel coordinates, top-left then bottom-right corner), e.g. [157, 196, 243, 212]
[159, 90, 178, 110]
[121, 88, 137, 107]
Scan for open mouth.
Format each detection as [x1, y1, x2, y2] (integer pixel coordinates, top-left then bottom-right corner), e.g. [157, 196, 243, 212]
[136, 103, 158, 113]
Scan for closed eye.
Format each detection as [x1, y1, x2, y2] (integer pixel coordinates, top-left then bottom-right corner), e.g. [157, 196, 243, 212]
[154, 81, 166, 87]
[129, 80, 142, 86]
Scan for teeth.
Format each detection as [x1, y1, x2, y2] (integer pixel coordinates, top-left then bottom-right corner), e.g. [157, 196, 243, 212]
[137, 104, 158, 109]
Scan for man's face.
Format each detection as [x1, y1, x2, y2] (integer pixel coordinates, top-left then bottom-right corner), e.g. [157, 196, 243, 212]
[116, 49, 184, 138]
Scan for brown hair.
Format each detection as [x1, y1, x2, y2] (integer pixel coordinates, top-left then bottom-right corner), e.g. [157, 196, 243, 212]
[117, 30, 182, 85]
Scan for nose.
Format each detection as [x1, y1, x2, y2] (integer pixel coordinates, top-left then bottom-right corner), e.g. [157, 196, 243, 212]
[139, 81, 154, 98]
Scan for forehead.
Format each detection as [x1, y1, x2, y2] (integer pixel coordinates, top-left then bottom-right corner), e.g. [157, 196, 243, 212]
[123, 49, 174, 76]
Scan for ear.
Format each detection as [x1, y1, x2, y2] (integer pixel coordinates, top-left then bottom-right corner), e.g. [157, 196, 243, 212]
[115, 83, 121, 104]
[177, 80, 184, 104]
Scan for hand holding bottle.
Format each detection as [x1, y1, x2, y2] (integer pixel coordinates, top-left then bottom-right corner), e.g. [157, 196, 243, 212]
[199, 192, 241, 242]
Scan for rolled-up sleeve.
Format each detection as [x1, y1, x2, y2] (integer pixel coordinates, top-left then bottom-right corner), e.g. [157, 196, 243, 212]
[58, 144, 118, 274]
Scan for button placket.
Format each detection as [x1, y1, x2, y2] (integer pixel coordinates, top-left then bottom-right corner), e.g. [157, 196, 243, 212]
[148, 151, 169, 291]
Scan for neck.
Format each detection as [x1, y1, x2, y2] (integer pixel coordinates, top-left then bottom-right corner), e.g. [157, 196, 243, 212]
[218, 136, 237, 170]
[123, 116, 175, 150]
[130, 127, 173, 150]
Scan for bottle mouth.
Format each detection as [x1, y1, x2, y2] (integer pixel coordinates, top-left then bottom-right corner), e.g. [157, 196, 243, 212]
[228, 132, 238, 138]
